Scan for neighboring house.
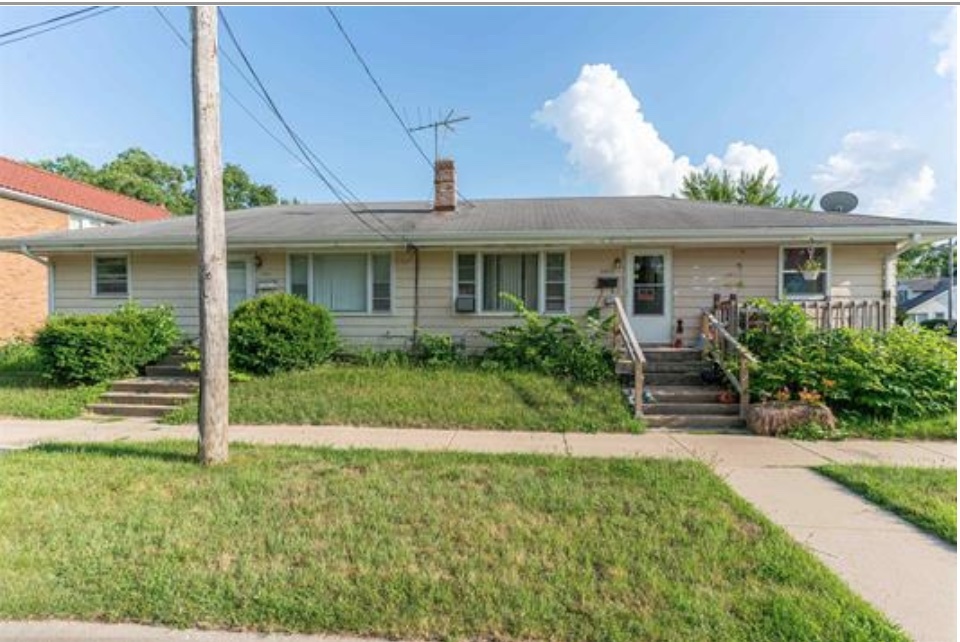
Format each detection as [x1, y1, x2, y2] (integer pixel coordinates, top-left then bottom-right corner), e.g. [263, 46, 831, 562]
[0, 160, 954, 349]
[897, 277, 946, 304]
[900, 279, 956, 323]
[0, 157, 170, 339]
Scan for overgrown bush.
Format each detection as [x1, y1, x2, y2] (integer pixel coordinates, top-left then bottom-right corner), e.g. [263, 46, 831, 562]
[411, 331, 464, 367]
[482, 294, 614, 384]
[741, 299, 956, 420]
[229, 293, 338, 375]
[35, 303, 180, 385]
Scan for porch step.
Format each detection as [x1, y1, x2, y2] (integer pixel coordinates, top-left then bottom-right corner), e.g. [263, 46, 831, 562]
[643, 372, 704, 386]
[111, 377, 198, 395]
[643, 361, 704, 374]
[643, 414, 747, 430]
[643, 402, 739, 416]
[99, 391, 196, 407]
[641, 347, 701, 363]
[144, 364, 194, 378]
[646, 385, 730, 404]
[87, 403, 171, 419]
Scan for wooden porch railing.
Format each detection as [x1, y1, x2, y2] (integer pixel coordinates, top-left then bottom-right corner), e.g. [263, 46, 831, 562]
[611, 296, 646, 418]
[701, 310, 758, 419]
[712, 292, 893, 335]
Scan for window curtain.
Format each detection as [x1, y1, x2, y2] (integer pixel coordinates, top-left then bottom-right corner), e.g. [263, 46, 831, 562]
[313, 254, 366, 312]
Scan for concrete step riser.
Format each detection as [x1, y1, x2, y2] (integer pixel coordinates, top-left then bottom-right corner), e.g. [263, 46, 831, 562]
[99, 393, 194, 407]
[111, 382, 198, 395]
[644, 415, 746, 429]
[88, 404, 170, 418]
[644, 374, 704, 386]
[642, 351, 702, 363]
[144, 365, 193, 378]
[643, 363, 706, 374]
[644, 403, 740, 416]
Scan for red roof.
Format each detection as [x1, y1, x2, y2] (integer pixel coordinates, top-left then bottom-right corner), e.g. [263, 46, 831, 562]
[0, 157, 171, 223]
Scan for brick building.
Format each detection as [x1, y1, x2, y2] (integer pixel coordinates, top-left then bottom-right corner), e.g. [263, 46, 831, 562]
[0, 157, 170, 339]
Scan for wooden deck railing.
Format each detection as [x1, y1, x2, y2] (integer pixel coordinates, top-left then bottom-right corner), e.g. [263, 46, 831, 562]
[701, 310, 758, 419]
[712, 293, 892, 335]
[611, 296, 646, 418]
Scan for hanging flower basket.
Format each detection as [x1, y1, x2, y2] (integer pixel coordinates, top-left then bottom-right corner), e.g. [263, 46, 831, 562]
[799, 258, 823, 281]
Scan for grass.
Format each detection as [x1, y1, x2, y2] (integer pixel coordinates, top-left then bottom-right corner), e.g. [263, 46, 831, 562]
[817, 464, 957, 544]
[0, 442, 904, 641]
[165, 364, 640, 432]
[0, 341, 104, 419]
[836, 414, 957, 440]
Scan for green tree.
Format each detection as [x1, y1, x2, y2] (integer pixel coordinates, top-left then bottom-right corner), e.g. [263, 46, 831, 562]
[31, 148, 283, 215]
[680, 167, 815, 210]
[898, 242, 957, 279]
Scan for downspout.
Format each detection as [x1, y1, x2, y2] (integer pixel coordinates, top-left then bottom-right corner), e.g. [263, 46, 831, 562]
[408, 244, 420, 345]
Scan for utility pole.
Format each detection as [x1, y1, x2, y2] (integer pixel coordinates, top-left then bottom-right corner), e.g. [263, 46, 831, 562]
[191, 6, 229, 465]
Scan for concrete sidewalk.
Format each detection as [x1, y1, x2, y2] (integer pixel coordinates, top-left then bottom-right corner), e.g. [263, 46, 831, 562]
[0, 621, 387, 642]
[0, 418, 956, 642]
[0, 418, 955, 469]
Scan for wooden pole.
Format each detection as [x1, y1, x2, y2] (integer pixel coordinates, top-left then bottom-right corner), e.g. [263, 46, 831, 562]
[192, 6, 229, 465]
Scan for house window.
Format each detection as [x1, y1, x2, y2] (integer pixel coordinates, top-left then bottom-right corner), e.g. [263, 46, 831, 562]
[93, 256, 128, 296]
[227, 260, 249, 313]
[781, 246, 829, 299]
[456, 251, 567, 314]
[288, 253, 391, 314]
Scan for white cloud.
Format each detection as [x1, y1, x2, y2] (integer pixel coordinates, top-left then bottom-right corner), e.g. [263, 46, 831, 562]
[533, 64, 779, 196]
[933, 8, 957, 78]
[813, 131, 936, 216]
[702, 142, 780, 180]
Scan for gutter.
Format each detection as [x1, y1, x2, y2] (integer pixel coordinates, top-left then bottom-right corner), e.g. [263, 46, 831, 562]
[1, 225, 954, 255]
[18, 243, 47, 266]
[0, 186, 135, 226]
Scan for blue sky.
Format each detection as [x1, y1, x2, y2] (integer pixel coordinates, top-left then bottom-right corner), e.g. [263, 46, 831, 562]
[0, 5, 955, 221]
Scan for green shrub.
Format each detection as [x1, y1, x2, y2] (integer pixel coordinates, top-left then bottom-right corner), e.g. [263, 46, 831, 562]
[34, 303, 180, 385]
[482, 294, 614, 384]
[229, 293, 338, 375]
[0, 340, 43, 377]
[742, 299, 957, 420]
[411, 331, 464, 367]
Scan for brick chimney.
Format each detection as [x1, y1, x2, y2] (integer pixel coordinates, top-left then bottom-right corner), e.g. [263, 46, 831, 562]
[433, 158, 456, 213]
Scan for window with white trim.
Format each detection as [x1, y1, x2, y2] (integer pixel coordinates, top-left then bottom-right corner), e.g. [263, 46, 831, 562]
[288, 253, 391, 313]
[456, 251, 567, 314]
[781, 246, 828, 299]
[93, 256, 128, 296]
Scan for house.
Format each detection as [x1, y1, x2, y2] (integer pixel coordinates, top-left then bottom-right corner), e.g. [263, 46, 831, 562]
[0, 160, 954, 349]
[897, 277, 947, 304]
[0, 157, 170, 339]
[900, 278, 956, 324]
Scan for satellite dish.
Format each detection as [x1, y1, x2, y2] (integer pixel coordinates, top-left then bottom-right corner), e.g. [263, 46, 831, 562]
[820, 191, 858, 213]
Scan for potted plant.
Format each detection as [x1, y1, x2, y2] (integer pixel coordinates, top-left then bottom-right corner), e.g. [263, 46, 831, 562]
[799, 256, 823, 281]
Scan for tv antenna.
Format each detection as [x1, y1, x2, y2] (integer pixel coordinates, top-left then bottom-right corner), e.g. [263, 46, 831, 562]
[820, 191, 859, 213]
[407, 109, 470, 164]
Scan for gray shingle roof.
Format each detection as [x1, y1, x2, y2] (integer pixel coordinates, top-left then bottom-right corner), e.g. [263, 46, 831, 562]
[1, 195, 954, 251]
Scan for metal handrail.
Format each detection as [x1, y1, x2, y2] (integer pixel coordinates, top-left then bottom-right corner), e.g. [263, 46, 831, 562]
[613, 296, 646, 365]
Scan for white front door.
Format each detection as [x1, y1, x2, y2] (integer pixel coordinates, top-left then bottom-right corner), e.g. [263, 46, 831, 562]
[627, 250, 672, 344]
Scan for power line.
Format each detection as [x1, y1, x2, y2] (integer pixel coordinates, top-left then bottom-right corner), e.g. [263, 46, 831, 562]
[0, 6, 118, 48]
[154, 7, 381, 227]
[0, 6, 100, 39]
[217, 9, 398, 241]
[324, 7, 473, 208]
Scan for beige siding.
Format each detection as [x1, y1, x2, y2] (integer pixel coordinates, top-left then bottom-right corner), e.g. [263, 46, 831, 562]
[49, 242, 896, 349]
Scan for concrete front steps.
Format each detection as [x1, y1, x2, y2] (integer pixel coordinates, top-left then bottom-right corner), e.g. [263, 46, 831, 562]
[88, 354, 197, 419]
[639, 347, 746, 433]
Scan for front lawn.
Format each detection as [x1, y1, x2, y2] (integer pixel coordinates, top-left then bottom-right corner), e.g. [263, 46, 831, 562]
[0, 342, 104, 419]
[0, 442, 903, 641]
[165, 364, 640, 432]
[817, 464, 957, 544]
[837, 414, 957, 440]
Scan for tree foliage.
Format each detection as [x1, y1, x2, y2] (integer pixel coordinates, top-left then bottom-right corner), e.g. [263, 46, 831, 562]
[33, 148, 282, 215]
[897, 242, 956, 279]
[680, 167, 815, 210]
